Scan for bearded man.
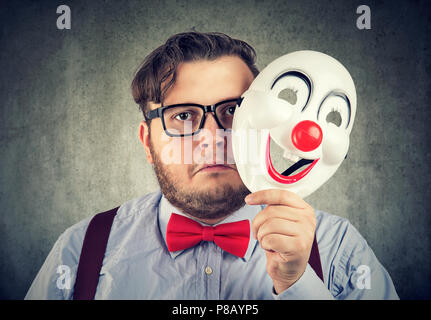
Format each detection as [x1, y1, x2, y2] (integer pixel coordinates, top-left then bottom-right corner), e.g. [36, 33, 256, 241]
[25, 31, 398, 300]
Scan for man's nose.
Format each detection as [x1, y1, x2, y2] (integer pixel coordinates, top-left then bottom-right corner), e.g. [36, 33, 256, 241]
[199, 113, 225, 149]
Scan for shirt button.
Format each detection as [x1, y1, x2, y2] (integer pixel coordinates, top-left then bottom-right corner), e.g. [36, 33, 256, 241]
[204, 266, 213, 275]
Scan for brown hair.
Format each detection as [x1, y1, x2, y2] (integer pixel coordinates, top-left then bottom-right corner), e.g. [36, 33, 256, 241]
[131, 31, 259, 120]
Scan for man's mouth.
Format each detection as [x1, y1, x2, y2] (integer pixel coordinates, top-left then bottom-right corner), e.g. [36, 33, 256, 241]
[265, 134, 319, 184]
[195, 164, 235, 174]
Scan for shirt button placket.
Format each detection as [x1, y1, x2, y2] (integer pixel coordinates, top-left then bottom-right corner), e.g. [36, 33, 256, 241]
[205, 244, 221, 299]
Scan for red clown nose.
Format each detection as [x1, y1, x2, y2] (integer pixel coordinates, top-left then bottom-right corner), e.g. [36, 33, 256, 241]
[291, 120, 323, 152]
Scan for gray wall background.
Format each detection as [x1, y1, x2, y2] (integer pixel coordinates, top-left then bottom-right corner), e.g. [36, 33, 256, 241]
[1, 0, 430, 299]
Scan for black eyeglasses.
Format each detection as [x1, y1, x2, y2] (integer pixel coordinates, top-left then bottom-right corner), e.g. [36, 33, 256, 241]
[146, 97, 243, 137]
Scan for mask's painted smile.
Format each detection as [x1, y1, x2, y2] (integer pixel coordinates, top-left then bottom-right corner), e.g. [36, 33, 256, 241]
[265, 134, 319, 184]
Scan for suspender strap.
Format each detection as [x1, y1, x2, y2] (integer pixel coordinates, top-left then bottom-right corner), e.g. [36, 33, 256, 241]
[309, 235, 324, 282]
[73, 206, 119, 300]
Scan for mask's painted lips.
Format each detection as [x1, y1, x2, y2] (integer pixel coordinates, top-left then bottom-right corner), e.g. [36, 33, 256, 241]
[265, 134, 319, 184]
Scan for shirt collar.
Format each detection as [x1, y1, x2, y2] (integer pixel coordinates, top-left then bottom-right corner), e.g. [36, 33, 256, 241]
[158, 194, 262, 262]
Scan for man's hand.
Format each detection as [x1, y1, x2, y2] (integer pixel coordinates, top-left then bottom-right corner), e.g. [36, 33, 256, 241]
[245, 189, 316, 294]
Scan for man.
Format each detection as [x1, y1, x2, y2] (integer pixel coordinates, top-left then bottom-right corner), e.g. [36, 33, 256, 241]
[25, 31, 398, 299]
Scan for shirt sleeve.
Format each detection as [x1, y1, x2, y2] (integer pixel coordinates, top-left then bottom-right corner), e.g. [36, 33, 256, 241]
[272, 264, 334, 300]
[272, 215, 399, 300]
[24, 218, 90, 300]
[330, 222, 399, 300]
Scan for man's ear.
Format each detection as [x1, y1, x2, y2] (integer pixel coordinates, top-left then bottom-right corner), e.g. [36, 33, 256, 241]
[139, 120, 154, 164]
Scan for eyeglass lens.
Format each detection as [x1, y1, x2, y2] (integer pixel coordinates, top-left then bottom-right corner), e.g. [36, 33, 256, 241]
[162, 101, 237, 135]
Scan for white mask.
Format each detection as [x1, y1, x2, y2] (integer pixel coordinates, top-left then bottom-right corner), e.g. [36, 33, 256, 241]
[232, 50, 357, 198]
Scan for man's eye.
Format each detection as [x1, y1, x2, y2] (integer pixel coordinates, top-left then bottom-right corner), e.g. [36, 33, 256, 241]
[225, 105, 236, 116]
[174, 112, 193, 121]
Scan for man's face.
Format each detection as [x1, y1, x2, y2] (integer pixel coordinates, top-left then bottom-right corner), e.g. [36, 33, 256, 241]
[139, 55, 255, 222]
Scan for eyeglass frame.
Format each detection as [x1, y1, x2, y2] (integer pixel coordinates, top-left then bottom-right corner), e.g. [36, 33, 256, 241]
[146, 97, 244, 137]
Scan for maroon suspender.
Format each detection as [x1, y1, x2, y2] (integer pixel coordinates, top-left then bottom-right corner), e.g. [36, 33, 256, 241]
[309, 236, 324, 282]
[73, 207, 324, 300]
[73, 206, 119, 300]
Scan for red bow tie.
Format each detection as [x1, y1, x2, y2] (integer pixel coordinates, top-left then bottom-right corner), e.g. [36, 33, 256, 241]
[166, 213, 250, 258]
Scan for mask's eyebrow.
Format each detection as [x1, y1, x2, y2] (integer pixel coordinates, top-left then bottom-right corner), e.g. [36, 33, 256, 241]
[271, 71, 311, 91]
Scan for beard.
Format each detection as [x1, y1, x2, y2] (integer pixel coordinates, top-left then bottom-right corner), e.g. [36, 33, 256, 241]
[149, 139, 250, 221]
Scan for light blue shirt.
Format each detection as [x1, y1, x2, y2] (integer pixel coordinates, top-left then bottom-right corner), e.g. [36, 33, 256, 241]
[25, 190, 399, 300]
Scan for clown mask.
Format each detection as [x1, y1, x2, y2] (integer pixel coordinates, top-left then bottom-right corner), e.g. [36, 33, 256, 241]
[232, 50, 357, 198]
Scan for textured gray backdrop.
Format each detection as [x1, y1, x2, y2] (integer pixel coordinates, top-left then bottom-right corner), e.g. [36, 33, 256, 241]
[1, 0, 430, 299]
